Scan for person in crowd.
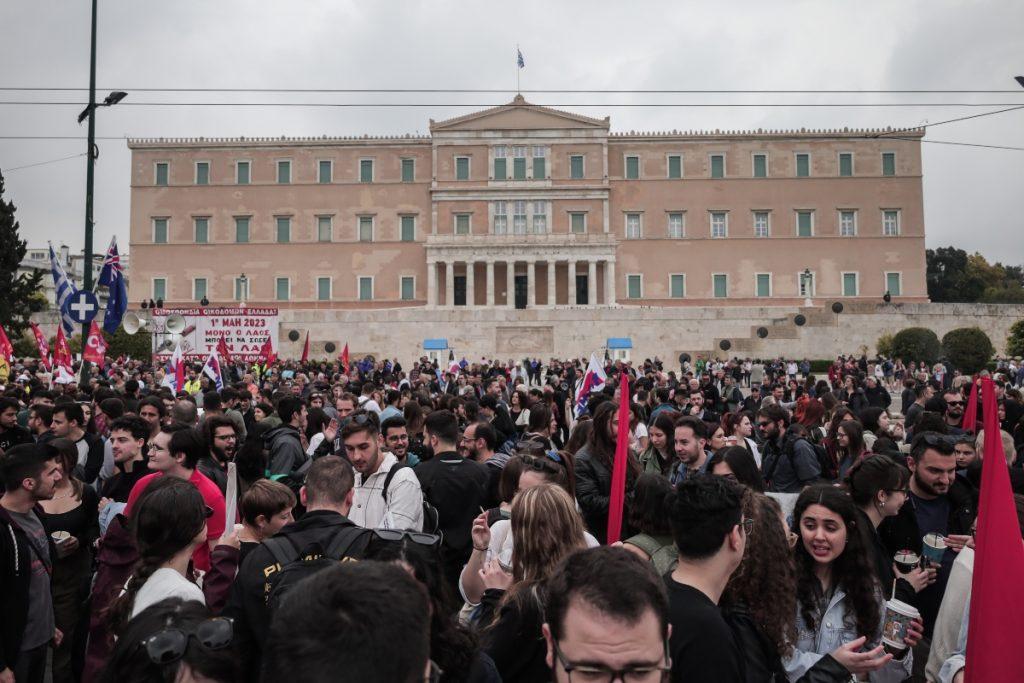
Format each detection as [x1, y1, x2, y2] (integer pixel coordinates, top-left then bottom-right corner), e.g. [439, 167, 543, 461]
[724, 410, 762, 466]
[575, 400, 640, 544]
[100, 415, 152, 507]
[639, 410, 677, 476]
[137, 397, 165, 440]
[262, 561, 432, 683]
[198, 415, 238, 494]
[786, 484, 918, 682]
[382, 415, 418, 466]
[670, 415, 714, 486]
[170, 399, 199, 428]
[707, 445, 765, 492]
[941, 390, 966, 434]
[476, 483, 589, 682]
[509, 389, 530, 434]
[303, 407, 333, 457]
[343, 413, 424, 530]
[543, 546, 671, 683]
[796, 399, 827, 445]
[664, 475, 745, 683]
[237, 479, 296, 563]
[0, 397, 33, 453]
[265, 396, 309, 478]
[758, 404, 822, 493]
[26, 404, 55, 444]
[863, 376, 892, 411]
[904, 384, 934, 431]
[563, 417, 592, 456]
[835, 419, 869, 478]
[97, 598, 238, 683]
[39, 439, 99, 683]
[952, 435, 977, 475]
[0, 443, 62, 683]
[709, 423, 729, 452]
[621, 473, 677, 575]
[460, 420, 508, 508]
[252, 401, 275, 424]
[51, 403, 105, 486]
[379, 388, 404, 422]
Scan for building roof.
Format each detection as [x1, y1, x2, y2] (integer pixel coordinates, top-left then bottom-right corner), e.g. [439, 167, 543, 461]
[429, 95, 610, 132]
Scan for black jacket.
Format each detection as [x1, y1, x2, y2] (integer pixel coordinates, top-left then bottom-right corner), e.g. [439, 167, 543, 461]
[0, 424, 33, 453]
[0, 504, 54, 672]
[574, 444, 635, 544]
[864, 385, 892, 410]
[877, 479, 976, 556]
[855, 508, 915, 605]
[478, 588, 549, 683]
[265, 424, 307, 477]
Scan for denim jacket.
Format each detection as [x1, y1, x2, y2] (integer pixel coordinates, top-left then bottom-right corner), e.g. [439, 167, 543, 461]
[784, 586, 913, 682]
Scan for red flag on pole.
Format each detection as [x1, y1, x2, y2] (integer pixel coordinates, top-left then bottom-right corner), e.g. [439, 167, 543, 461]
[340, 343, 350, 375]
[0, 324, 12, 362]
[964, 377, 1024, 681]
[300, 331, 310, 363]
[962, 377, 979, 434]
[29, 323, 51, 369]
[606, 373, 631, 544]
[82, 321, 108, 365]
[53, 327, 73, 370]
[216, 336, 232, 365]
[257, 336, 276, 366]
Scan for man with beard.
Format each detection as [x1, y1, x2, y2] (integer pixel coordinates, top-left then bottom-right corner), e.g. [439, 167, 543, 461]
[199, 416, 238, 494]
[459, 420, 508, 509]
[137, 397, 165, 441]
[942, 390, 966, 434]
[50, 403, 105, 487]
[381, 415, 418, 466]
[669, 416, 713, 486]
[344, 415, 423, 531]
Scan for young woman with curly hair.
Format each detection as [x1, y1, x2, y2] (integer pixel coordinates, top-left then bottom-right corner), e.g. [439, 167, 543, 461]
[785, 484, 918, 682]
[721, 488, 797, 681]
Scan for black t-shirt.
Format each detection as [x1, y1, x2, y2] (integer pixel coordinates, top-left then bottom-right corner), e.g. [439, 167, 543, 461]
[99, 458, 154, 503]
[665, 577, 743, 683]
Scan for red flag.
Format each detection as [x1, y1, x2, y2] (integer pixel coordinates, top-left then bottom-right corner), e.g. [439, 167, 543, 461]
[29, 323, 51, 369]
[965, 377, 1024, 681]
[0, 324, 12, 362]
[82, 321, 108, 365]
[53, 327, 73, 369]
[257, 336, 276, 365]
[962, 378, 979, 434]
[300, 331, 310, 363]
[606, 373, 631, 544]
[340, 343, 350, 375]
[216, 336, 232, 365]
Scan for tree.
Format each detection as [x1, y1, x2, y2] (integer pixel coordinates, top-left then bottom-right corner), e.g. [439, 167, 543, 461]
[876, 332, 895, 357]
[941, 327, 994, 374]
[0, 170, 45, 336]
[1007, 320, 1024, 358]
[890, 328, 941, 365]
[104, 327, 152, 360]
[926, 247, 969, 302]
[925, 247, 1024, 303]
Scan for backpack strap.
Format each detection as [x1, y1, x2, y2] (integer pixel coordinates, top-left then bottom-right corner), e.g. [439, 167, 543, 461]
[381, 462, 406, 502]
[263, 534, 301, 569]
[323, 526, 370, 561]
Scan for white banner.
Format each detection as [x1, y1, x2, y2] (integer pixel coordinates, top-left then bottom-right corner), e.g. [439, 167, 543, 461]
[151, 307, 278, 362]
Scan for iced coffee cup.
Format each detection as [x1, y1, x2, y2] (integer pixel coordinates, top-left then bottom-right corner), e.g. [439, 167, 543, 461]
[921, 533, 946, 568]
[893, 550, 920, 574]
[881, 599, 920, 654]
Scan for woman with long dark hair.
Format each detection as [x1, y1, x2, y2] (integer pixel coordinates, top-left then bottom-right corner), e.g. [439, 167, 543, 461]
[822, 406, 856, 472]
[621, 473, 676, 574]
[784, 485, 918, 682]
[708, 446, 765, 493]
[835, 420, 868, 478]
[574, 400, 641, 544]
[639, 411, 677, 476]
[724, 411, 762, 466]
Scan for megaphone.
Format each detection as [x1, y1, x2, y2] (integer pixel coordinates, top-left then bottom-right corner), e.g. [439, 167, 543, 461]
[166, 314, 187, 334]
[123, 312, 148, 335]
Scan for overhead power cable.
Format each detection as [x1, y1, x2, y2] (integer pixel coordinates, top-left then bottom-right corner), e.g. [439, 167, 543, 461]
[1, 86, 1022, 94]
[2, 101, 1023, 108]
[2, 152, 87, 172]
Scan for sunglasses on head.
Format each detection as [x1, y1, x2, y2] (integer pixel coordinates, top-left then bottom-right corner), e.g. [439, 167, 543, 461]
[520, 454, 562, 474]
[140, 616, 233, 665]
[371, 528, 442, 547]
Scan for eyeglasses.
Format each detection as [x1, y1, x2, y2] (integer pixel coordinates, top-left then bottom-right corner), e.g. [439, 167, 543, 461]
[552, 637, 671, 682]
[946, 400, 964, 407]
[204, 505, 214, 518]
[371, 528, 442, 547]
[740, 518, 754, 535]
[140, 616, 233, 665]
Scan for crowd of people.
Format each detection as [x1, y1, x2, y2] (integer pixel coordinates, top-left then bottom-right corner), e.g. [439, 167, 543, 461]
[0, 349, 1021, 683]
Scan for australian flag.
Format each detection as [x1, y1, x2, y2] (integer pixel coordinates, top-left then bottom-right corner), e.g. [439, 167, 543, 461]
[98, 237, 128, 334]
[49, 243, 79, 335]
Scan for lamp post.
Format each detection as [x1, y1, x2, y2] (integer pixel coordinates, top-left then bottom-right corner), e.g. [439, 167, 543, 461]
[802, 268, 813, 307]
[238, 273, 249, 308]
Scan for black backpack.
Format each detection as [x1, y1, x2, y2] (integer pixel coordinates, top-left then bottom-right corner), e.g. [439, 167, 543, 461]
[381, 463, 440, 535]
[263, 525, 370, 615]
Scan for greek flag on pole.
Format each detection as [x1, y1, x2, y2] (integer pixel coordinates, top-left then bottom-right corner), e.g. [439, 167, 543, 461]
[575, 353, 607, 418]
[49, 243, 79, 335]
[202, 350, 224, 391]
[517, 49, 525, 68]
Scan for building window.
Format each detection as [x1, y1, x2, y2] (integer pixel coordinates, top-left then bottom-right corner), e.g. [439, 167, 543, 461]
[839, 153, 853, 177]
[493, 146, 507, 180]
[193, 278, 207, 301]
[667, 155, 682, 179]
[400, 276, 415, 301]
[532, 147, 546, 179]
[276, 217, 291, 243]
[455, 156, 470, 180]
[359, 159, 374, 183]
[797, 210, 814, 237]
[627, 274, 643, 299]
[668, 212, 684, 238]
[754, 211, 770, 238]
[795, 153, 810, 177]
[842, 272, 859, 296]
[570, 154, 584, 179]
[359, 216, 374, 242]
[625, 155, 640, 179]
[400, 158, 415, 183]
[713, 274, 728, 298]
[570, 212, 586, 233]
[670, 274, 685, 298]
[882, 152, 896, 176]
[752, 153, 767, 178]
[512, 146, 527, 180]
[318, 216, 332, 242]
[532, 201, 547, 233]
[756, 273, 771, 297]
[883, 210, 900, 236]
[317, 277, 331, 301]
[400, 215, 415, 242]
[236, 161, 250, 185]
[235, 217, 250, 243]
[153, 218, 168, 244]
[234, 277, 249, 301]
[494, 201, 508, 234]
[155, 162, 169, 186]
[152, 278, 166, 301]
[840, 210, 857, 237]
[885, 272, 902, 296]
[194, 217, 209, 244]
[625, 213, 642, 239]
[710, 154, 725, 179]
[358, 277, 374, 301]
[513, 201, 527, 234]
[277, 160, 291, 184]
[318, 160, 332, 184]
[455, 214, 470, 235]
[276, 278, 290, 301]
[195, 161, 210, 185]
[710, 212, 727, 238]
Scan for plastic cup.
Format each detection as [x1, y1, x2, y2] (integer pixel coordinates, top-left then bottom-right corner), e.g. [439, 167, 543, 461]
[893, 550, 920, 574]
[881, 599, 920, 653]
[921, 533, 946, 568]
[50, 530, 71, 545]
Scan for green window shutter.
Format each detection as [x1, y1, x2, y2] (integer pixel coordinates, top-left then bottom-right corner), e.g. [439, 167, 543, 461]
[839, 154, 853, 177]
[796, 154, 809, 177]
[843, 273, 857, 296]
[627, 275, 641, 299]
[155, 163, 168, 186]
[235, 218, 249, 243]
[710, 155, 724, 179]
[359, 278, 373, 300]
[753, 155, 766, 178]
[236, 162, 250, 185]
[670, 274, 685, 298]
[456, 157, 469, 180]
[318, 216, 332, 242]
[455, 215, 470, 235]
[756, 274, 770, 297]
[668, 155, 682, 179]
[277, 161, 290, 184]
[317, 278, 331, 301]
[276, 278, 289, 301]
[360, 159, 373, 182]
[570, 155, 584, 179]
[196, 163, 209, 185]
[194, 279, 206, 300]
[318, 161, 331, 184]
[532, 157, 545, 179]
[513, 158, 526, 180]
[359, 217, 373, 242]
[153, 279, 166, 301]
[276, 217, 290, 243]
[401, 216, 415, 241]
[401, 277, 414, 301]
[713, 274, 728, 298]
[401, 159, 414, 182]
[798, 212, 813, 237]
[194, 218, 208, 243]
[494, 157, 506, 180]
[886, 273, 901, 296]
[571, 213, 585, 233]
[154, 219, 168, 244]
[882, 153, 896, 176]
[625, 156, 639, 179]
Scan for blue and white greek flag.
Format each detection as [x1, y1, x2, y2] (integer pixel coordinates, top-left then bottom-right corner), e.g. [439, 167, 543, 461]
[517, 49, 525, 69]
[49, 243, 79, 335]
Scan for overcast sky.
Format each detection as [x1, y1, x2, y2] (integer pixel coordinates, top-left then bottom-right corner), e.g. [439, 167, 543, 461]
[2, 0, 1023, 266]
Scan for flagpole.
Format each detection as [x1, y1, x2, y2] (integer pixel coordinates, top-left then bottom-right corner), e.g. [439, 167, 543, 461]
[516, 44, 520, 94]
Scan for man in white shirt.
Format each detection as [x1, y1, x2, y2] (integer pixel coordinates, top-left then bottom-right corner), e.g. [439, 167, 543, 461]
[342, 416, 422, 530]
[357, 382, 382, 416]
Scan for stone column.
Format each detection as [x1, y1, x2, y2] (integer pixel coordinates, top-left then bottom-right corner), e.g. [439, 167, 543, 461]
[445, 260, 455, 308]
[568, 260, 578, 306]
[466, 261, 475, 308]
[588, 260, 597, 306]
[506, 261, 516, 308]
[486, 260, 495, 307]
[547, 260, 556, 307]
[526, 260, 535, 308]
[427, 259, 437, 307]
[605, 260, 616, 306]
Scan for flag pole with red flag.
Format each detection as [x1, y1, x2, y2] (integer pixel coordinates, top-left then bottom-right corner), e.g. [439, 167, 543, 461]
[962, 377, 979, 434]
[0, 324, 13, 363]
[29, 323, 51, 369]
[964, 377, 1024, 681]
[300, 331, 310, 363]
[340, 343, 350, 375]
[606, 372, 631, 544]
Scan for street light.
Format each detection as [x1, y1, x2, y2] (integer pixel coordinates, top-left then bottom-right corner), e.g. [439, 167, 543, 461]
[238, 273, 249, 308]
[802, 268, 813, 307]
